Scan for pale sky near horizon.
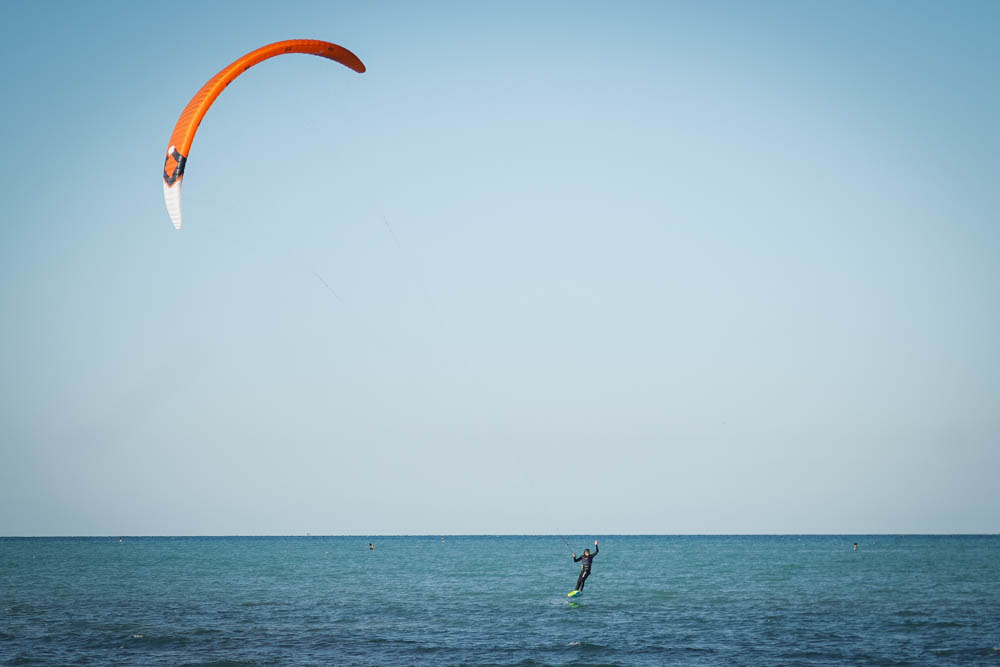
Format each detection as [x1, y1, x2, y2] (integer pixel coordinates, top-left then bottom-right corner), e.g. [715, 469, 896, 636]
[1, 1, 998, 536]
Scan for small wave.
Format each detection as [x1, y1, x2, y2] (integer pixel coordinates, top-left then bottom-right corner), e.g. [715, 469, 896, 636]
[130, 634, 191, 648]
[567, 640, 608, 652]
[780, 649, 835, 660]
[930, 646, 1000, 657]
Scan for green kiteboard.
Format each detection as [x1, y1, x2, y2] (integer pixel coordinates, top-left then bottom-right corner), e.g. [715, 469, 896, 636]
[568, 589, 583, 598]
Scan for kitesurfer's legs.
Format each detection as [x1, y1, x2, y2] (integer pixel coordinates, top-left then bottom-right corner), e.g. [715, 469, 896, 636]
[576, 569, 590, 591]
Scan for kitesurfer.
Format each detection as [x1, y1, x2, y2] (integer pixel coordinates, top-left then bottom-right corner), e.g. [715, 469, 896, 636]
[571, 540, 599, 593]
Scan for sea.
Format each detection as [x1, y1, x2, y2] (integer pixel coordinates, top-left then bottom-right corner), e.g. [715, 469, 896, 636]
[2, 535, 998, 665]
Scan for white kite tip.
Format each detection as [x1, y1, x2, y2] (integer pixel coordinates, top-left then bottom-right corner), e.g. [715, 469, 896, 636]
[163, 179, 183, 230]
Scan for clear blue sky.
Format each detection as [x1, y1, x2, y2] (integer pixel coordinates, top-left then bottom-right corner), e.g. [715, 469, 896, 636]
[1, 1, 998, 535]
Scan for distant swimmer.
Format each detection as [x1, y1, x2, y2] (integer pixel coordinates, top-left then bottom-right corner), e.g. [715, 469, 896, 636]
[369, 543, 374, 551]
[853, 542, 858, 552]
[570, 540, 599, 595]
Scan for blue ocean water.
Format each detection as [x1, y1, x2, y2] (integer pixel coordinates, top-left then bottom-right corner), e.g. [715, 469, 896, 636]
[1, 535, 998, 665]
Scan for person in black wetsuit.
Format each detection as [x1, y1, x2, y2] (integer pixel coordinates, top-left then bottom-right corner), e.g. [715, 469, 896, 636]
[572, 540, 599, 592]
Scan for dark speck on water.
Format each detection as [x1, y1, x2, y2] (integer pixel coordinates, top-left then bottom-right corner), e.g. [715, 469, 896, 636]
[1, 535, 998, 665]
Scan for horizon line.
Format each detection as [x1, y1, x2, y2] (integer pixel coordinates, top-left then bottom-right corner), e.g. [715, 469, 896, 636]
[3, 532, 998, 539]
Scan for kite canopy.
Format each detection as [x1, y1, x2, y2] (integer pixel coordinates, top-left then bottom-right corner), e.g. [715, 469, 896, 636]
[162, 39, 365, 230]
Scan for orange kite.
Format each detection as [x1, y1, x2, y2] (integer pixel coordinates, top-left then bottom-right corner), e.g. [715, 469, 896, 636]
[162, 39, 366, 230]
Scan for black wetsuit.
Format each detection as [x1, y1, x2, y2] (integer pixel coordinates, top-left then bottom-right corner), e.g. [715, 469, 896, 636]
[573, 545, 598, 591]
